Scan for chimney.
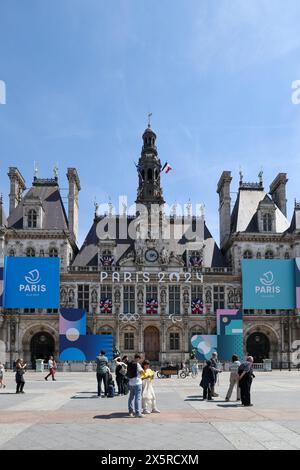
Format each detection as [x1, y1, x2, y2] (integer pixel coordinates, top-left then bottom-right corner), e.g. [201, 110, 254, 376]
[8, 167, 26, 215]
[217, 171, 232, 249]
[67, 168, 81, 244]
[269, 173, 288, 217]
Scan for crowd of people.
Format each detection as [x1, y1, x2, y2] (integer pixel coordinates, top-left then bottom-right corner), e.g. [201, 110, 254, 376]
[0, 350, 256, 409]
[95, 351, 160, 417]
[200, 352, 255, 406]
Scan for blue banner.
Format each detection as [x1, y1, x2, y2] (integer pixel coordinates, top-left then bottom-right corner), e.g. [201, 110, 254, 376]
[242, 259, 295, 310]
[3, 256, 60, 309]
[59, 335, 113, 361]
[0, 266, 3, 307]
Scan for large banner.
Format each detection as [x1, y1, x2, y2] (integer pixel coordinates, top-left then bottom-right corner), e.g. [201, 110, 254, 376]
[242, 259, 295, 309]
[295, 258, 300, 309]
[59, 308, 113, 361]
[191, 309, 243, 361]
[3, 256, 60, 309]
[0, 266, 3, 307]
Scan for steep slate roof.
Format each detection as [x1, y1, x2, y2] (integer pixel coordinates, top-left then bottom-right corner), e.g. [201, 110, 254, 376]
[7, 180, 68, 231]
[73, 214, 227, 268]
[230, 188, 289, 234]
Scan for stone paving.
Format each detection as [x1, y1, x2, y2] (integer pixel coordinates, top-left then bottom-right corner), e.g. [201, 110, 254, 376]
[1, 370, 300, 450]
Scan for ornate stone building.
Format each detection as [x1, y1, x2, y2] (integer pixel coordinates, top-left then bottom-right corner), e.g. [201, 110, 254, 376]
[0, 125, 299, 367]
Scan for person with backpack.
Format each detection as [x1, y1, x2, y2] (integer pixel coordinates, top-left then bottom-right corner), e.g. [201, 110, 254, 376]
[107, 371, 116, 398]
[238, 356, 255, 407]
[127, 353, 144, 418]
[96, 350, 109, 397]
[114, 356, 127, 395]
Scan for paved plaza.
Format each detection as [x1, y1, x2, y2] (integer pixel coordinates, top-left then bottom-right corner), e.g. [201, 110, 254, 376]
[1, 370, 300, 450]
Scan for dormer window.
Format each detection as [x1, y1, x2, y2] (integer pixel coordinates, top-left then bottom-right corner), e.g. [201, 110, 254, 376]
[28, 209, 37, 228]
[26, 247, 35, 257]
[262, 213, 272, 232]
[243, 250, 253, 259]
[265, 250, 274, 259]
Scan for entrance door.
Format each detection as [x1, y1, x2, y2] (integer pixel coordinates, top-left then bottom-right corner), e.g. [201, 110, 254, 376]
[30, 332, 55, 368]
[144, 326, 160, 362]
[246, 332, 270, 363]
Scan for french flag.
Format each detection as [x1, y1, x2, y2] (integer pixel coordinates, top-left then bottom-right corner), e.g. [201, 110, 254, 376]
[162, 162, 172, 174]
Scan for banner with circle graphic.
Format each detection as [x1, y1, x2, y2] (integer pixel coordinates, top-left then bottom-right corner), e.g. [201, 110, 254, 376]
[191, 309, 243, 361]
[3, 256, 60, 309]
[59, 308, 113, 361]
[242, 259, 295, 310]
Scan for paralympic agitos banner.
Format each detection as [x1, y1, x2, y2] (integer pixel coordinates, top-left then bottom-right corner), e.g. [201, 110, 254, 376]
[3, 256, 60, 309]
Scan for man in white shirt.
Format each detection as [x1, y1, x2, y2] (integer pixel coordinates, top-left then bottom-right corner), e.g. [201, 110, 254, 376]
[127, 354, 144, 418]
[44, 356, 57, 381]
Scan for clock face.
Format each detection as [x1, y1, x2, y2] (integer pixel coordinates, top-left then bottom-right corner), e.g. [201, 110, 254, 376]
[145, 249, 159, 262]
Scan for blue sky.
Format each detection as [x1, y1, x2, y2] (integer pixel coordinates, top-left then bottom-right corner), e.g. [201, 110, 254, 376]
[1, 0, 300, 244]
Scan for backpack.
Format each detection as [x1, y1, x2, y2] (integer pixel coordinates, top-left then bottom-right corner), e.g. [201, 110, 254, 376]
[108, 383, 115, 398]
[126, 361, 138, 379]
[119, 364, 127, 376]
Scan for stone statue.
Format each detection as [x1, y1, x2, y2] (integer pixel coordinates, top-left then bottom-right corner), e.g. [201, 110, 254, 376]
[160, 247, 169, 264]
[183, 289, 189, 304]
[68, 289, 75, 303]
[114, 288, 121, 304]
[205, 289, 212, 304]
[135, 246, 144, 265]
[137, 289, 144, 303]
[60, 288, 67, 303]
[160, 289, 167, 304]
[91, 289, 98, 303]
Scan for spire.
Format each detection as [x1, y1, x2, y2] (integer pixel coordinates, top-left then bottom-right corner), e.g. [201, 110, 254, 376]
[136, 123, 164, 206]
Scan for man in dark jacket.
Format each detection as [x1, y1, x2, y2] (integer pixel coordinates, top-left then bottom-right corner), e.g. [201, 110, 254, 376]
[200, 360, 215, 400]
[238, 356, 255, 406]
[96, 350, 108, 397]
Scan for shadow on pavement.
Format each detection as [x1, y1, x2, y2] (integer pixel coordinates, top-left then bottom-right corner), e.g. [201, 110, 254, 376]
[93, 412, 130, 420]
[71, 395, 99, 399]
[217, 404, 241, 408]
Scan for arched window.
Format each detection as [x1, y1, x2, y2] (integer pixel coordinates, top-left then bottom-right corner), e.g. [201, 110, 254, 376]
[147, 168, 153, 181]
[243, 250, 253, 259]
[26, 247, 35, 257]
[265, 250, 274, 259]
[40, 249, 45, 257]
[9, 248, 15, 257]
[256, 252, 261, 259]
[28, 209, 37, 228]
[284, 252, 290, 259]
[262, 213, 272, 232]
[49, 247, 58, 257]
